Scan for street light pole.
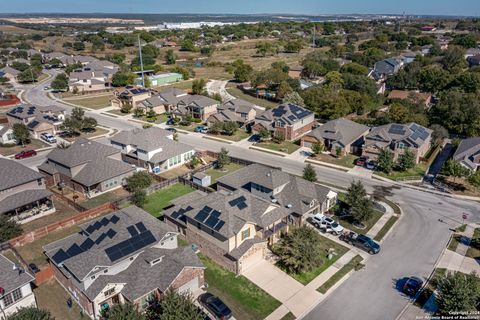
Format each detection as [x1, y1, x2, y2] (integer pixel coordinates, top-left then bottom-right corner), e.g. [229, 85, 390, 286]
[137, 35, 145, 88]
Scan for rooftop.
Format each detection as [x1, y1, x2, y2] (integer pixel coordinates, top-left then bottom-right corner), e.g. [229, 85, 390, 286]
[0, 158, 44, 191]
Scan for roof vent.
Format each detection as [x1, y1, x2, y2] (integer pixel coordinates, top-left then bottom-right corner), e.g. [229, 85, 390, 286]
[271, 198, 277, 203]
[287, 204, 293, 208]
[266, 172, 271, 177]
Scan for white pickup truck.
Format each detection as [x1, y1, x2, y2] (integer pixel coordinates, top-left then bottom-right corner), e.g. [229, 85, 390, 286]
[311, 213, 344, 235]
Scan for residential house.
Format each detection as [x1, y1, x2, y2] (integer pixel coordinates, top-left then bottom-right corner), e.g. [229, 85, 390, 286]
[173, 95, 219, 121]
[0, 158, 55, 223]
[73, 55, 98, 66]
[138, 88, 188, 114]
[467, 54, 480, 67]
[362, 123, 432, 164]
[0, 255, 37, 319]
[369, 58, 403, 82]
[387, 90, 432, 109]
[43, 206, 204, 320]
[111, 86, 151, 109]
[0, 66, 21, 82]
[134, 73, 183, 87]
[164, 189, 292, 274]
[252, 103, 315, 141]
[38, 139, 135, 198]
[216, 163, 337, 225]
[7, 104, 65, 139]
[110, 127, 195, 174]
[0, 124, 15, 145]
[288, 66, 303, 79]
[69, 60, 119, 93]
[465, 48, 480, 59]
[207, 99, 257, 127]
[452, 137, 480, 172]
[301, 118, 370, 155]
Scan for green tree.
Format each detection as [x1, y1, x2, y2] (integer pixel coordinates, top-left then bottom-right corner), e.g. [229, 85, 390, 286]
[192, 79, 206, 95]
[311, 141, 324, 155]
[398, 149, 416, 171]
[468, 170, 480, 191]
[132, 189, 147, 208]
[165, 49, 176, 65]
[335, 146, 343, 158]
[181, 39, 196, 52]
[112, 72, 136, 87]
[377, 149, 394, 174]
[125, 171, 153, 192]
[345, 180, 367, 207]
[272, 226, 324, 274]
[7, 307, 54, 320]
[133, 107, 145, 118]
[223, 121, 239, 136]
[146, 290, 202, 320]
[351, 197, 374, 225]
[232, 60, 253, 82]
[101, 303, 145, 320]
[258, 127, 270, 141]
[282, 91, 305, 107]
[302, 163, 317, 182]
[188, 156, 200, 169]
[0, 215, 22, 242]
[284, 40, 303, 53]
[340, 62, 369, 75]
[82, 117, 97, 131]
[209, 121, 224, 135]
[442, 159, 469, 182]
[12, 123, 30, 146]
[430, 124, 448, 144]
[73, 41, 85, 51]
[436, 271, 480, 315]
[276, 81, 292, 99]
[217, 148, 230, 169]
[121, 101, 133, 114]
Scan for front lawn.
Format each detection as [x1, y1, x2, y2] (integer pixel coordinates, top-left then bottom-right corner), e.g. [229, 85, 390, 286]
[311, 153, 358, 168]
[136, 114, 169, 124]
[277, 234, 349, 285]
[375, 162, 428, 181]
[143, 183, 195, 217]
[317, 255, 364, 294]
[204, 162, 244, 183]
[63, 127, 109, 142]
[200, 254, 281, 320]
[336, 209, 384, 235]
[0, 139, 49, 156]
[106, 109, 127, 117]
[208, 129, 250, 142]
[466, 228, 480, 259]
[254, 140, 300, 154]
[63, 94, 113, 109]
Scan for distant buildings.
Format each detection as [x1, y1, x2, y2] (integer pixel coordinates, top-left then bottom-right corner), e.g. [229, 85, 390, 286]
[134, 73, 183, 87]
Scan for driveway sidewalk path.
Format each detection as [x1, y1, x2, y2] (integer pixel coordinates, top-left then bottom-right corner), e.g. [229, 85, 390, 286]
[455, 225, 475, 256]
[366, 201, 395, 238]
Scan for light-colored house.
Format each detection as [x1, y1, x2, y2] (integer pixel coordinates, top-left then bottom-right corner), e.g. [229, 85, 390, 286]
[0, 159, 55, 223]
[0, 255, 37, 319]
[173, 95, 219, 121]
[0, 124, 15, 145]
[43, 206, 204, 320]
[452, 137, 480, 172]
[38, 139, 135, 198]
[301, 118, 370, 155]
[110, 127, 195, 174]
[209, 98, 257, 126]
[111, 86, 151, 109]
[362, 123, 432, 164]
[138, 88, 188, 114]
[0, 66, 21, 82]
[7, 104, 65, 139]
[69, 60, 119, 93]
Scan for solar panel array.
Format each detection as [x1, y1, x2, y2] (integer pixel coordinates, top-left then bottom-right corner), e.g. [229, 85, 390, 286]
[104, 222, 156, 262]
[388, 124, 406, 135]
[85, 215, 120, 235]
[409, 124, 429, 142]
[171, 205, 194, 220]
[228, 196, 248, 210]
[193, 206, 225, 231]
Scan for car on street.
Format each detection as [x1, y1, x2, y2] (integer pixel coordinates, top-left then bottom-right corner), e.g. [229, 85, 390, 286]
[15, 150, 37, 159]
[166, 118, 175, 125]
[194, 125, 209, 134]
[403, 276, 424, 296]
[165, 127, 177, 133]
[29, 263, 40, 274]
[248, 134, 260, 142]
[340, 231, 381, 254]
[311, 213, 344, 235]
[198, 293, 232, 320]
[40, 132, 57, 143]
[355, 156, 368, 166]
[43, 85, 50, 90]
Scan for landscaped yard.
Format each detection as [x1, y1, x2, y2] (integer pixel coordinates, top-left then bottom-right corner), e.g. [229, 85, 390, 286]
[254, 140, 300, 154]
[466, 228, 480, 259]
[226, 85, 278, 109]
[200, 254, 281, 320]
[0, 139, 50, 156]
[35, 280, 84, 320]
[208, 129, 250, 142]
[317, 255, 364, 293]
[375, 162, 428, 181]
[135, 114, 169, 124]
[143, 183, 195, 217]
[80, 188, 130, 210]
[63, 94, 113, 109]
[63, 127, 109, 142]
[204, 162, 244, 183]
[277, 234, 349, 285]
[336, 209, 384, 235]
[106, 109, 127, 117]
[311, 153, 358, 168]
[21, 198, 80, 233]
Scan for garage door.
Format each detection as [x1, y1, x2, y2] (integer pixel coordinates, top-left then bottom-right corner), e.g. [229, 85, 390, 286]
[177, 276, 199, 294]
[303, 141, 313, 148]
[240, 248, 263, 273]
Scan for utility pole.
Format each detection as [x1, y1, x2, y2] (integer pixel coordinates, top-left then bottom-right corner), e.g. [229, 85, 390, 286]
[312, 24, 316, 48]
[137, 34, 145, 87]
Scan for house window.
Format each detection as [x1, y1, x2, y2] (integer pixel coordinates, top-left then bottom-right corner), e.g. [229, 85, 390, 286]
[37, 179, 43, 186]
[2, 293, 14, 307]
[241, 228, 250, 240]
[104, 288, 115, 297]
[91, 275, 95, 280]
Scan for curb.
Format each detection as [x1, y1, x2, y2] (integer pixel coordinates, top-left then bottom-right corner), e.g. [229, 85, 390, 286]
[249, 146, 288, 157]
[305, 158, 351, 172]
[202, 135, 233, 144]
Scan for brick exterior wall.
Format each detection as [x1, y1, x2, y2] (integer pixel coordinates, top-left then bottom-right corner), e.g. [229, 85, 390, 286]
[301, 135, 320, 147]
[170, 267, 205, 291]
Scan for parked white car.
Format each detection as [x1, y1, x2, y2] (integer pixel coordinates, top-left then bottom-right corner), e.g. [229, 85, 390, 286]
[311, 213, 344, 235]
[40, 133, 57, 143]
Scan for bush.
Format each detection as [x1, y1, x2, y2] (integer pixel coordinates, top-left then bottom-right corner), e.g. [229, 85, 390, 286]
[125, 171, 153, 192]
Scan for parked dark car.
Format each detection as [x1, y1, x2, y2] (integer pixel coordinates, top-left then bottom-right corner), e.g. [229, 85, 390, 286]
[340, 231, 381, 254]
[198, 293, 232, 320]
[248, 134, 260, 142]
[196, 307, 213, 320]
[355, 156, 368, 166]
[15, 150, 37, 159]
[403, 276, 424, 296]
[166, 127, 177, 133]
[166, 118, 175, 125]
[29, 263, 40, 274]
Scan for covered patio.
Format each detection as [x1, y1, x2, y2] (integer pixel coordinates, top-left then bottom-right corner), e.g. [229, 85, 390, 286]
[0, 189, 56, 223]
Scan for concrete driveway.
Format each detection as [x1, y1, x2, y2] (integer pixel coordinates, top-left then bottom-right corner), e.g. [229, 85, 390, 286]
[348, 165, 373, 178]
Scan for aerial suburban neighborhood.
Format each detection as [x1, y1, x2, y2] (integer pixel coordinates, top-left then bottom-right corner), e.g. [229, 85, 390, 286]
[0, 1, 480, 320]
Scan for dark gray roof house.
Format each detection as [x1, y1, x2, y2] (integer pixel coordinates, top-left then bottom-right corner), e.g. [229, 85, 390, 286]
[370, 58, 402, 81]
[452, 137, 480, 171]
[43, 206, 204, 319]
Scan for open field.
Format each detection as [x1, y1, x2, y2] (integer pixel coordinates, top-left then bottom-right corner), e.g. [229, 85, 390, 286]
[226, 85, 278, 109]
[63, 94, 113, 109]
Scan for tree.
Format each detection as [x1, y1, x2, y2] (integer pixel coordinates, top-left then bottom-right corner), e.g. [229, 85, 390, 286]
[132, 189, 147, 208]
[442, 159, 469, 182]
[468, 170, 480, 191]
[12, 123, 30, 146]
[7, 307, 54, 320]
[49, 73, 69, 91]
[284, 40, 303, 53]
[273, 226, 325, 274]
[430, 124, 448, 144]
[120, 101, 133, 114]
[282, 92, 305, 107]
[209, 121, 224, 135]
[112, 72, 136, 87]
[146, 290, 203, 320]
[133, 107, 145, 118]
[223, 121, 239, 136]
[340, 62, 369, 75]
[125, 171, 153, 192]
[192, 79, 206, 95]
[180, 39, 196, 52]
[0, 215, 22, 242]
[61, 107, 96, 134]
[73, 41, 85, 51]
[82, 117, 97, 131]
[188, 156, 200, 169]
[217, 148, 230, 169]
[311, 141, 324, 155]
[351, 197, 374, 225]
[232, 60, 253, 82]
[101, 303, 145, 320]
[276, 81, 292, 99]
[346, 180, 367, 207]
[377, 149, 394, 174]
[165, 49, 176, 65]
[258, 127, 270, 141]
[436, 271, 480, 315]
[335, 146, 342, 158]
[398, 149, 416, 171]
[303, 163, 317, 182]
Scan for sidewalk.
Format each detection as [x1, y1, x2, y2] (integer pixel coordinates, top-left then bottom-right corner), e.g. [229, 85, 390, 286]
[366, 201, 395, 238]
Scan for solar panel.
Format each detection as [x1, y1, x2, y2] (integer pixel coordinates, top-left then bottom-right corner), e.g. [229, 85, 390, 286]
[237, 202, 248, 210]
[135, 222, 147, 233]
[127, 226, 139, 237]
[194, 207, 211, 223]
[66, 244, 83, 257]
[110, 215, 120, 224]
[210, 210, 221, 218]
[214, 220, 225, 231]
[95, 233, 107, 245]
[105, 248, 123, 262]
[52, 249, 69, 264]
[205, 216, 219, 228]
[106, 229, 117, 239]
[100, 217, 109, 226]
[93, 221, 102, 230]
[85, 225, 96, 234]
[80, 238, 95, 251]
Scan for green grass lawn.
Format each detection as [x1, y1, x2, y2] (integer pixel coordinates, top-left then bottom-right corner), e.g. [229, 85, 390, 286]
[277, 235, 349, 285]
[136, 114, 169, 124]
[35, 280, 84, 320]
[63, 127, 109, 142]
[226, 85, 278, 109]
[106, 109, 128, 117]
[200, 254, 281, 320]
[373, 216, 399, 242]
[317, 255, 363, 294]
[80, 189, 125, 209]
[311, 153, 358, 168]
[447, 234, 463, 252]
[337, 210, 384, 235]
[375, 162, 428, 181]
[143, 183, 195, 217]
[63, 94, 113, 109]
[0, 139, 50, 156]
[466, 228, 480, 259]
[208, 129, 250, 142]
[254, 140, 300, 154]
[280, 312, 296, 320]
[205, 162, 244, 183]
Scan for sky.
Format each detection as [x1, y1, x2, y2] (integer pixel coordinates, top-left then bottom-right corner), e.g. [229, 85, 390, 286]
[1, 0, 480, 17]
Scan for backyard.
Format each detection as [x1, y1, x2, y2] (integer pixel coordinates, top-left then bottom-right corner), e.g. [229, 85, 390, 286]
[21, 198, 80, 233]
[200, 254, 281, 320]
[226, 84, 278, 109]
[254, 140, 300, 154]
[143, 183, 195, 217]
[204, 162, 244, 183]
[35, 280, 85, 320]
[79, 188, 130, 209]
[63, 93, 113, 110]
[0, 139, 49, 156]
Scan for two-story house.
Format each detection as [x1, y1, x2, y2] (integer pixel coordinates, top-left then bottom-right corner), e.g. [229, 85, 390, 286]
[43, 206, 204, 320]
[7, 104, 65, 139]
[0, 255, 37, 319]
[164, 190, 291, 274]
[139, 88, 188, 115]
[38, 139, 135, 198]
[173, 95, 219, 121]
[0, 159, 55, 224]
[362, 123, 433, 164]
[207, 99, 258, 128]
[69, 60, 119, 93]
[253, 103, 315, 141]
[109, 127, 195, 174]
[111, 86, 151, 109]
[369, 58, 403, 82]
[452, 137, 480, 172]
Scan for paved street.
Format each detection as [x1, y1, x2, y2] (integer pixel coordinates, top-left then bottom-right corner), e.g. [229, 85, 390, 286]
[19, 74, 480, 320]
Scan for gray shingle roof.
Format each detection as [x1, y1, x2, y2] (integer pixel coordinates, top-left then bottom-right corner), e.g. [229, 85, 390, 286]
[0, 255, 34, 294]
[110, 127, 172, 151]
[452, 137, 480, 170]
[1, 66, 20, 76]
[0, 189, 53, 214]
[365, 122, 432, 149]
[306, 118, 369, 147]
[7, 104, 64, 120]
[177, 95, 218, 108]
[255, 103, 313, 127]
[0, 158, 44, 191]
[220, 99, 256, 114]
[46, 139, 120, 167]
[72, 158, 134, 187]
